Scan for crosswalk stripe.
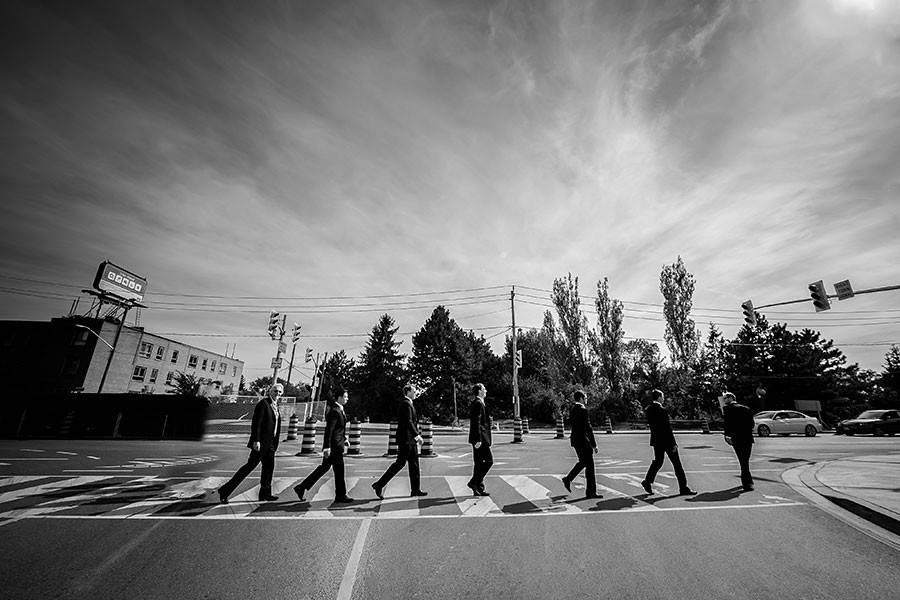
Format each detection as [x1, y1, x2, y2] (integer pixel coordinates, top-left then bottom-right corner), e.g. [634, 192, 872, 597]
[0, 476, 112, 508]
[3, 476, 160, 520]
[445, 476, 501, 517]
[603, 472, 670, 492]
[501, 475, 581, 514]
[375, 478, 420, 518]
[111, 476, 229, 517]
[299, 478, 361, 518]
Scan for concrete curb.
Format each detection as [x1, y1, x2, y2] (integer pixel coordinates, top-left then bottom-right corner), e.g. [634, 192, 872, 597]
[782, 462, 900, 551]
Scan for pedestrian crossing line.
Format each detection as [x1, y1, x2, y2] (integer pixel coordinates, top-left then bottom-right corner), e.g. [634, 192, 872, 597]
[0, 474, 807, 522]
[603, 472, 670, 493]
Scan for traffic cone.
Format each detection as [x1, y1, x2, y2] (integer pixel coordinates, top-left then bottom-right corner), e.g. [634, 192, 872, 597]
[512, 417, 524, 443]
[555, 416, 565, 439]
[419, 421, 435, 457]
[298, 418, 317, 455]
[347, 418, 362, 455]
[284, 414, 299, 441]
[384, 420, 398, 457]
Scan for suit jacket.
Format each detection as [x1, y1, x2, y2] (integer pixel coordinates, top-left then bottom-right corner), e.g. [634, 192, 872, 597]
[723, 402, 755, 445]
[395, 398, 420, 448]
[468, 399, 492, 446]
[646, 401, 677, 448]
[248, 399, 280, 452]
[322, 404, 347, 452]
[569, 403, 596, 449]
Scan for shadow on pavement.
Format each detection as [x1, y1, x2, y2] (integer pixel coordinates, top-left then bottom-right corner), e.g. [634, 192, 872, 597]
[685, 486, 745, 503]
[587, 496, 639, 511]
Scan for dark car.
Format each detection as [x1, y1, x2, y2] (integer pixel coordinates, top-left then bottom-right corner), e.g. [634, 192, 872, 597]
[835, 410, 900, 436]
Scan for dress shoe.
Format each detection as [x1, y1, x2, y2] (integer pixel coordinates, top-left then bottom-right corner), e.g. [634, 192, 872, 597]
[477, 486, 490, 496]
[743, 485, 754, 492]
[561, 477, 572, 493]
[585, 493, 602, 499]
[640, 480, 653, 494]
[467, 481, 481, 496]
[679, 487, 698, 496]
[293, 485, 306, 501]
[333, 496, 354, 504]
[217, 489, 229, 504]
[410, 490, 428, 497]
[259, 494, 279, 502]
[372, 483, 384, 500]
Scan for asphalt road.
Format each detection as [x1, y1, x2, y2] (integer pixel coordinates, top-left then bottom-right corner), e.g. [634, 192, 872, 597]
[1, 429, 899, 599]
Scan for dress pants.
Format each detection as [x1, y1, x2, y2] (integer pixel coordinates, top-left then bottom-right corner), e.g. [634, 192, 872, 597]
[644, 445, 688, 490]
[732, 442, 754, 488]
[375, 444, 421, 492]
[470, 444, 493, 488]
[566, 444, 597, 495]
[299, 449, 347, 498]
[220, 448, 275, 499]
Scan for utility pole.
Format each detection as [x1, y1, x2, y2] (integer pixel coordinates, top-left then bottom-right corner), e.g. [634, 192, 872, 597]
[452, 376, 458, 428]
[271, 315, 287, 384]
[511, 286, 519, 419]
[286, 343, 297, 388]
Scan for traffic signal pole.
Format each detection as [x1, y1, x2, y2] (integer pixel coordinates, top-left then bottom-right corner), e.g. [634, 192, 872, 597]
[755, 283, 900, 310]
[271, 315, 286, 384]
[511, 286, 519, 419]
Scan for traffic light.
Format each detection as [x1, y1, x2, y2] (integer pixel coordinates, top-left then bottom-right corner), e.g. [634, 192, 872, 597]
[515, 349, 523, 369]
[305, 347, 313, 363]
[267, 311, 281, 339]
[291, 323, 302, 344]
[808, 280, 831, 312]
[741, 300, 756, 327]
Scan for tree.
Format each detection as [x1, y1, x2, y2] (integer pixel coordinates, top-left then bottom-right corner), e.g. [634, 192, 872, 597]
[247, 376, 305, 399]
[408, 306, 479, 423]
[590, 277, 629, 420]
[881, 345, 900, 400]
[693, 324, 728, 417]
[551, 273, 593, 385]
[659, 256, 700, 369]
[167, 371, 211, 398]
[318, 351, 355, 407]
[350, 314, 407, 421]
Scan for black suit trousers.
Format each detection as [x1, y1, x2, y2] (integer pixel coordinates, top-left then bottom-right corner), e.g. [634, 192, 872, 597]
[470, 443, 493, 487]
[644, 445, 688, 489]
[220, 448, 276, 498]
[375, 444, 421, 492]
[300, 450, 347, 499]
[732, 441, 753, 488]
[566, 444, 597, 495]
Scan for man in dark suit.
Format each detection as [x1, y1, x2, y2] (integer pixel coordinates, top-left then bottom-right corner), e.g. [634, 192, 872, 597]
[722, 391, 755, 491]
[640, 389, 696, 496]
[562, 390, 601, 499]
[467, 382, 493, 496]
[372, 384, 426, 498]
[218, 383, 283, 502]
[294, 389, 354, 503]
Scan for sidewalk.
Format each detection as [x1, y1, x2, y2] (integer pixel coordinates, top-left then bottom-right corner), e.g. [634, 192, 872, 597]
[813, 454, 900, 525]
[786, 454, 900, 549]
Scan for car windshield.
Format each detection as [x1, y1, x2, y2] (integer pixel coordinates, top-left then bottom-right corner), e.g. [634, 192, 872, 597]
[857, 410, 886, 419]
[754, 411, 775, 419]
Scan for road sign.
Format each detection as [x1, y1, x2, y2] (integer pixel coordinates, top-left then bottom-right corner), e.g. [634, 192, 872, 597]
[270, 357, 283, 369]
[833, 279, 854, 300]
[278, 341, 287, 354]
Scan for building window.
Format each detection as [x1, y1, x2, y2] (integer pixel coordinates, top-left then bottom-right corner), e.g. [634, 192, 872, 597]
[188, 354, 198, 368]
[138, 342, 153, 358]
[201, 358, 208, 371]
[233, 365, 238, 377]
[156, 347, 165, 361]
[149, 368, 159, 383]
[62, 356, 81, 376]
[219, 362, 227, 374]
[165, 371, 174, 385]
[210, 360, 216, 372]
[72, 329, 90, 346]
[171, 350, 179, 364]
[132, 366, 147, 381]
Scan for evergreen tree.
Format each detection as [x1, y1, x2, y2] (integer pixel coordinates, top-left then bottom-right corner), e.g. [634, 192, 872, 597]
[659, 255, 700, 369]
[590, 277, 628, 419]
[350, 314, 407, 421]
[551, 273, 593, 385]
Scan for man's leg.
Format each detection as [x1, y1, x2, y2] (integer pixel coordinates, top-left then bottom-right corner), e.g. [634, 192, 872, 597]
[219, 450, 261, 498]
[374, 452, 408, 489]
[666, 447, 689, 491]
[643, 446, 666, 485]
[736, 443, 753, 489]
[259, 448, 276, 499]
[578, 445, 597, 496]
[476, 445, 494, 489]
[406, 445, 422, 492]
[331, 452, 347, 499]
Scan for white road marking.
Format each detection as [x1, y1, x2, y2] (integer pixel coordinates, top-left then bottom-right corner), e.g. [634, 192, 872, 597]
[56, 451, 78, 456]
[86, 456, 100, 460]
[502, 475, 580, 514]
[112, 476, 229, 517]
[336, 518, 371, 600]
[446, 476, 501, 517]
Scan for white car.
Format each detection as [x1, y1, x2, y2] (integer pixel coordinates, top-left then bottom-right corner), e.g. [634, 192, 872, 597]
[753, 410, 821, 437]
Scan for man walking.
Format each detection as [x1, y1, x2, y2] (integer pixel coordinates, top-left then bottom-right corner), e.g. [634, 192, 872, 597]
[467, 383, 493, 496]
[640, 389, 696, 496]
[722, 391, 755, 491]
[562, 390, 600, 499]
[294, 389, 354, 503]
[372, 384, 427, 498]
[218, 383, 283, 503]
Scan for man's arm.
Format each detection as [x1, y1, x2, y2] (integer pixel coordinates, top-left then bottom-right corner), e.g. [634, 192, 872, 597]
[322, 409, 336, 452]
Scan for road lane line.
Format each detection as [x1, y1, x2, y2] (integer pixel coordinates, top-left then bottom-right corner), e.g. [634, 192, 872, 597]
[337, 517, 372, 600]
[446, 476, 500, 517]
[68, 520, 163, 595]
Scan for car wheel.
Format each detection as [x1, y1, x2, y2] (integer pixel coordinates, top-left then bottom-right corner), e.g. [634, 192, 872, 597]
[805, 425, 817, 437]
[758, 425, 770, 437]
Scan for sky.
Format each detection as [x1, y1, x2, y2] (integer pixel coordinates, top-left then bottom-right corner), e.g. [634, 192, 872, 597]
[1, 0, 899, 383]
